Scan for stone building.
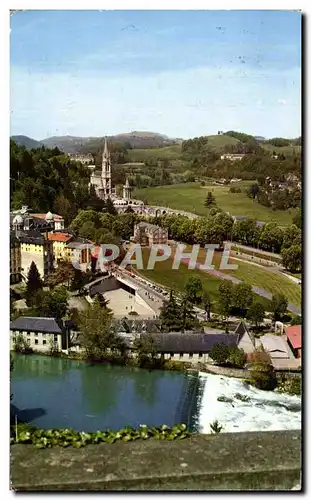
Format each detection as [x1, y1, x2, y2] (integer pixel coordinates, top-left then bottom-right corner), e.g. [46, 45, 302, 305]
[89, 138, 116, 199]
[122, 177, 132, 201]
[133, 222, 168, 246]
[10, 232, 21, 284]
[10, 317, 66, 353]
[18, 233, 54, 280]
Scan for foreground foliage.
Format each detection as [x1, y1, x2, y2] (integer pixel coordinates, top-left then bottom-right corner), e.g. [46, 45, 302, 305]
[11, 423, 191, 449]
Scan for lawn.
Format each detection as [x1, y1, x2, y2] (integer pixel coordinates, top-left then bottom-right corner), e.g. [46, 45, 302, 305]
[184, 247, 301, 309]
[128, 145, 183, 162]
[133, 183, 297, 226]
[131, 248, 272, 312]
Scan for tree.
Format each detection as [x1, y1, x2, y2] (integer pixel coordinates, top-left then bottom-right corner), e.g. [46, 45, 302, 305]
[25, 261, 43, 306]
[70, 268, 87, 294]
[204, 191, 216, 207]
[159, 291, 183, 332]
[181, 297, 198, 332]
[77, 299, 124, 361]
[282, 225, 301, 250]
[232, 283, 253, 316]
[37, 286, 69, 320]
[292, 209, 302, 229]
[202, 291, 212, 320]
[249, 360, 277, 391]
[209, 343, 230, 366]
[105, 197, 117, 215]
[259, 223, 284, 253]
[246, 302, 265, 330]
[228, 347, 246, 368]
[185, 276, 203, 304]
[218, 281, 233, 323]
[271, 294, 288, 322]
[48, 260, 75, 288]
[247, 183, 259, 200]
[281, 245, 301, 272]
[133, 334, 158, 367]
[290, 315, 301, 326]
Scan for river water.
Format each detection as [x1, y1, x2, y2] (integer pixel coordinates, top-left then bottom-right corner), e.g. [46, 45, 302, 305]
[11, 354, 301, 433]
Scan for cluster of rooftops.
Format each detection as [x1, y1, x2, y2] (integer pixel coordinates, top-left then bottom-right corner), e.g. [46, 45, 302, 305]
[10, 316, 247, 354]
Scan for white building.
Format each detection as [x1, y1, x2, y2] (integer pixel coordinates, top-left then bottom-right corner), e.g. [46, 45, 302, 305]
[10, 317, 65, 353]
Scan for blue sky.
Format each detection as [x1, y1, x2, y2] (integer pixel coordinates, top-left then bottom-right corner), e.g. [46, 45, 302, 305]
[10, 10, 301, 140]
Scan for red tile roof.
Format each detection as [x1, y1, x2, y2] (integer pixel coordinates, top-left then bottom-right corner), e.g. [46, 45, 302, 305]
[286, 325, 302, 350]
[47, 233, 72, 243]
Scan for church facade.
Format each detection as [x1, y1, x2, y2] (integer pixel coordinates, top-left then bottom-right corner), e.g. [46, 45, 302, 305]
[89, 138, 116, 199]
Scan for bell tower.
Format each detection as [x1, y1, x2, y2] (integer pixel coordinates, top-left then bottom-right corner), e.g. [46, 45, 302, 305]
[101, 138, 112, 198]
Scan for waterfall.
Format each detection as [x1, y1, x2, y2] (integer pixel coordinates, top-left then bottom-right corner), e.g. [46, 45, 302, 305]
[196, 373, 301, 434]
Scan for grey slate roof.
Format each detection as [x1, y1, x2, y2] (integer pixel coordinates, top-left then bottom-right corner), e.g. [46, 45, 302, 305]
[234, 321, 255, 346]
[10, 317, 63, 334]
[150, 333, 238, 353]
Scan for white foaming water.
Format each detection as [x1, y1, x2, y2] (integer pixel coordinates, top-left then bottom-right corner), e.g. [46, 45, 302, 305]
[197, 373, 301, 434]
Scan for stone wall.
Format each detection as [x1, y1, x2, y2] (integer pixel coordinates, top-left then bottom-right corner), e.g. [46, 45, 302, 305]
[10, 431, 301, 491]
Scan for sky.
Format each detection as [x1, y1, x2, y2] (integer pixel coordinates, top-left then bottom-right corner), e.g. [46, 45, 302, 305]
[10, 10, 302, 140]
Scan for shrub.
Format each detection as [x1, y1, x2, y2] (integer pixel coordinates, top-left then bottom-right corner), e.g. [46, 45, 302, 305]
[228, 347, 246, 368]
[210, 420, 223, 433]
[209, 343, 230, 366]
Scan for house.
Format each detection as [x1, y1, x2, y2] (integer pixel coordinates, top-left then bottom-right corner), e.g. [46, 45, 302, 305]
[133, 222, 168, 247]
[260, 334, 291, 359]
[220, 154, 246, 161]
[10, 317, 67, 353]
[148, 332, 239, 363]
[10, 232, 21, 284]
[234, 321, 256, 354]
[47, 232, 74, 264]
[286, 325, 302, 358]
[18, 234, 54, 280]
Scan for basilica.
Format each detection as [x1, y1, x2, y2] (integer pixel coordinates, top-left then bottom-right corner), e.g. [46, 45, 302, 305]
[89, 138, 115, 199]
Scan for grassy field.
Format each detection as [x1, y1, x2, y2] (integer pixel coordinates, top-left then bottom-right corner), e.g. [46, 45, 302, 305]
[133, 183, 297, 225]
[132, 248, 272, 312]
[128, 137, 301, 163]
[261, 143, 301, 155]
[183, 248, 301, 309]
[128, 145, 183, 162]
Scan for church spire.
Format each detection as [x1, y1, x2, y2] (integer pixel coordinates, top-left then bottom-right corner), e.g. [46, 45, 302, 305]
[103, 137, 109, 158]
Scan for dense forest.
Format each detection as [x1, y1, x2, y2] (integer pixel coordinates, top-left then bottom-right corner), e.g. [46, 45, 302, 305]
[10, 141, 94, 224]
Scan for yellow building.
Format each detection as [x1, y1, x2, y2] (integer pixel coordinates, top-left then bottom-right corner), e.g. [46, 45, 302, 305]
[19, 234, 54, 280]
[10, 233, 21, 283]
[47, 233, 94, 270]
[47, 233, 74, 264]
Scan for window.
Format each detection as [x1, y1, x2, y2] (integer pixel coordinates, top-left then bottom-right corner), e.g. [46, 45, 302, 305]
[189, 353, 193, 358]
[199, 353, 203, 358]
[54, 334, 58, 342]
[35, 332, 38, 336]
[27, 332, 30, 336]
[34, 339, 38, 345]
[180, 353, 183, 358]
[170, 353, 174, 357]
[42, 340, 46, 345]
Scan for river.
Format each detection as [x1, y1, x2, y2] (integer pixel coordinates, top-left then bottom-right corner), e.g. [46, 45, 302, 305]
[11, 354, 301, 433]
[10, 354, 200, 432]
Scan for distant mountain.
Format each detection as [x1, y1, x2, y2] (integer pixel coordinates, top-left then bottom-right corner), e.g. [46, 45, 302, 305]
[38, 132, 178, 153]
[11, 135, 42, 149]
